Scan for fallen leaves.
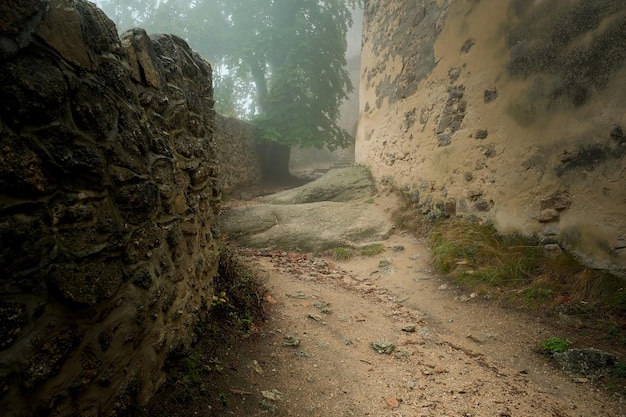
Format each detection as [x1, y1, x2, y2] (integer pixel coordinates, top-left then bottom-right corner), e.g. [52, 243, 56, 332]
[385, 397, 400, 408]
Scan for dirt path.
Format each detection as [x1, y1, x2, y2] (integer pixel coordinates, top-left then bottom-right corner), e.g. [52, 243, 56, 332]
[197, 194, 625, 416]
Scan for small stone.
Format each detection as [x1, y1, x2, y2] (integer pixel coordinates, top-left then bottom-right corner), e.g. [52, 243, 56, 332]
[542, 224, 559, 236]
[378, 259, 393, 268]
[544, 244, 562, 256]
[613, 236, 626, 250]
[438, 134, 452, 147]
[461, 38, 475, 53]
[536, 209, 560, 222]
[372, 338, 396, 354]
[464, 171, 473, 181]
[307, 314, 324, 323]
[484, 87, 498, 103]
[475, 129, 488, 139]
[448, 67, 461, 81]
[391, 245, 405, 251]
[438, 284, 448, 291]
[385, 397, 400, 408]
[261, 389, 284, 401]
[283, 335, 300, 347]
[418, 327, 431, 336]
[402, 325, 417, 333]
[610, 125, 624, 142]
[248, 360, 263, 375]
[474, 198, 491, 212]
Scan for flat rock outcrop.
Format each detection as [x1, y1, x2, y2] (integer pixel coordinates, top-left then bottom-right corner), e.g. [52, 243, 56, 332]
[220, 167, 391, 252]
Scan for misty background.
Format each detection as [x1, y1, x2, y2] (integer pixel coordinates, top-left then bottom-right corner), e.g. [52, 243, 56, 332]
[93, 0, 363, 121]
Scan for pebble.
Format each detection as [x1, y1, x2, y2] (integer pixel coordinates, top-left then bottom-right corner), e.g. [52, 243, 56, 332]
[372, 338, 396, 354]
[283, 335, 300, 347]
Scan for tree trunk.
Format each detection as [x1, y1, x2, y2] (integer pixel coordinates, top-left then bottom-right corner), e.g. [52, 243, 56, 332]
[257, 141, 293, 183]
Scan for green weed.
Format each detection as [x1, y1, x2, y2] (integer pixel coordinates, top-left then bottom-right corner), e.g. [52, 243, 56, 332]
[541, 337, 572, 354]
[613, 362, 626, 378]
[360, 243, 386, 256]
[332, 247, 354, 260]
[429, 220, 540, 287]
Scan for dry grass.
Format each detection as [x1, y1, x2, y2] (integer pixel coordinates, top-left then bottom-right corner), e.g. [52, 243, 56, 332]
[332, 247, 354, 260]
[360, 243, 386, 256]
[391, 194, 626, 327]
[428, 219, 541, 288]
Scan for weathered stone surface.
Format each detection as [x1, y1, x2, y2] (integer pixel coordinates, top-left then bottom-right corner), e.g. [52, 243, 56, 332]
[553, 348, 617, 380]
[20, 326, 84, 389]
[0, 302, 27, 350]
[0, 0, 46, 58]
[47, 260, 124, 306]
[357, 0, 626, 277]
[121, 28, 165, 88]
[259, 166, 374, 204]
[0, 0, 219, 415]
[220, 169, 392, 252]
[0, 55, 67, 126]
[37, 0, 92, 68]
[220, 201, 392, 253]
[537, 209, 560, 223]
[0, 131, 51, 196]
[214, 114, 262, 192]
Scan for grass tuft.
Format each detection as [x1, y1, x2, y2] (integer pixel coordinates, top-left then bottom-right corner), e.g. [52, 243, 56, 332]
[332, 247, 354, 261]
[360, 243, 386, 256]
[541, 336, 572, 354]
[429, 219, 540, 288]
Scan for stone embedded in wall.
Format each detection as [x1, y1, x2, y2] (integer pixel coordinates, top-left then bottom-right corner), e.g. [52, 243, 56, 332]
[0, 0, 46, 59]
[0, 0, 220, 416]
[474, 198, 492, 212]
[122, 28, 165, 88]
[461, 38, 475, 53]
[540, 191, 572, 211]
[610, 125, 625, 144]
[0, 302, 27, 350]
[536, 208, 560, 223]
[436, 84, 467, 146]
[475, 129, 488, 140]
[484, 87, 498, 103]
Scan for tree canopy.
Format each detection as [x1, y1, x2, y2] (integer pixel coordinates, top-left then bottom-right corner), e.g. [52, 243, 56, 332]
[96, 0, 360, 151]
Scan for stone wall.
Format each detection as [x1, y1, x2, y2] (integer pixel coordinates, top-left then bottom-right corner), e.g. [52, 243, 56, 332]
[0, 1, 220, 415]
[357, 0, 626, 276]
[214, 113, 262, 193]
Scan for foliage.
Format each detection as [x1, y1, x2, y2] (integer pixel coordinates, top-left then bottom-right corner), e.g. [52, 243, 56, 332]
[428, 220, 540, 287]
[95, 0, 361, 150]
[541, 337, 572, 354]
[613, 362, 626, 378]
[332, 247, 354, 260]
[213, 246, 265, 334]
[140, 245, 266, 415]
[360, 243, 386, 256]
[390, 188, 626, 330]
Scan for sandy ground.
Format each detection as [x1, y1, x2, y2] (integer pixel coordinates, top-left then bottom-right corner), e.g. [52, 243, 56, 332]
[187, 193, 625, 417]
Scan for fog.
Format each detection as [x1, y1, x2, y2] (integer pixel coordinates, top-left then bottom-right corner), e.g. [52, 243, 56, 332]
[94, 1, 362, 120]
